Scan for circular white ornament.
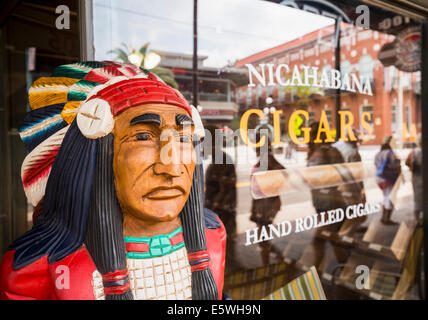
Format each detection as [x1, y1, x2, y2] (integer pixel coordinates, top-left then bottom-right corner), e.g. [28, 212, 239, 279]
[77, 98, 114, 139]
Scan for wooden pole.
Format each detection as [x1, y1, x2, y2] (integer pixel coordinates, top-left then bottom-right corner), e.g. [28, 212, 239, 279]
[192, 0, 198, 108]
[334, 17, 341, 140]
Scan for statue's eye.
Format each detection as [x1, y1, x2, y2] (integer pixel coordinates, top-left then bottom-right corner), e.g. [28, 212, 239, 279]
[136, 133, 150, 141]
[180, 135, 191, 143]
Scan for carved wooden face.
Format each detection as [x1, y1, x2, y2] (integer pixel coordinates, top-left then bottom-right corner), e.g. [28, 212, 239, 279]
[112, 104, 196, 224]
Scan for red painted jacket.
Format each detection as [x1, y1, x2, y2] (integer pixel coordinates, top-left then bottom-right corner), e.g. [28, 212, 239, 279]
[0, 213, 226, 300]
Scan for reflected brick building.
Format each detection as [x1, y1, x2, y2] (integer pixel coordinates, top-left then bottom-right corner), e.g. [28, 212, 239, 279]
[233, 24, 421, 145]
[156, 50, 241, 126]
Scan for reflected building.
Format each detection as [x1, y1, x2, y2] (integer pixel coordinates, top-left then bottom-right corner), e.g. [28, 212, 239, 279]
[233, 24, 421, 146]
[155, 50, 243, 127]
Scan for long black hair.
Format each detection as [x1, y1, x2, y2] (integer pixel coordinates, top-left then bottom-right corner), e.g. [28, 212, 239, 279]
[181, 140, 218, 300]
[10, 122, 97, 269]
[85, 133, 133, 300]
[10, 124, 218, 300]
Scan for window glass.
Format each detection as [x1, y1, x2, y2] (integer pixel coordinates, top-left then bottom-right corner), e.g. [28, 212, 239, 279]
[359, 55, 374, 79]
[93, 0, 424, 300]
[0, 0, 81, 254]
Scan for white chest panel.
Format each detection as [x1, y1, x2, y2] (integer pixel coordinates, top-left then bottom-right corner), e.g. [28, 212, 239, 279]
[92, 246, 192, 300]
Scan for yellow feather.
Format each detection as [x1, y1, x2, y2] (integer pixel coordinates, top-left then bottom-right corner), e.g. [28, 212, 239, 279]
[30, 77, 79, 89]
[29, 91, 68, 110]
[29, 77, 79, 110]
[61, 101, 81, 124]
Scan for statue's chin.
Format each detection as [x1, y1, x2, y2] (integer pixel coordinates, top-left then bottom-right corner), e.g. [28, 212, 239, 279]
[127, 196, 185, 223]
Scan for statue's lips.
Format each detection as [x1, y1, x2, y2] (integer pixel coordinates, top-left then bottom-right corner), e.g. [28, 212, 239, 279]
[144, 186, 185, 200]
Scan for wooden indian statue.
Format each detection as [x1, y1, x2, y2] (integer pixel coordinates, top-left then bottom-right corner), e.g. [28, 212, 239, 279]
[0, 61, 226, 300]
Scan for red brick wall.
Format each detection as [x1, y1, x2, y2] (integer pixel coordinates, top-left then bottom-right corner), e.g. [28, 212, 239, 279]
[235, 25, 421, 145]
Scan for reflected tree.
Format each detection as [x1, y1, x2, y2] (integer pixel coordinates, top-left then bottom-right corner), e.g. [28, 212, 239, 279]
[108, 42, 178, 89]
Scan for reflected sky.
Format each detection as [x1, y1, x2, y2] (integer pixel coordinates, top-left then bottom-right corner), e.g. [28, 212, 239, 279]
[94, 0, 334, 68]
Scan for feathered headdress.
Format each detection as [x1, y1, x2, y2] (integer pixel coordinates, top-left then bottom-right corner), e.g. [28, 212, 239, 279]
[20, 61, 204, 207]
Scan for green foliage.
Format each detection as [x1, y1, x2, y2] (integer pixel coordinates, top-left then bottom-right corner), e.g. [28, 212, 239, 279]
[107, 48, 129, 64]
[151, 66, 178, 89]
[108, 42, 178, 88]
[138, 42, 150, 57]
[282, 70, 325, 101]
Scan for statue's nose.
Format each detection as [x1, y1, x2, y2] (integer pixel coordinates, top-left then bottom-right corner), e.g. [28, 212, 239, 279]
[154, 136, 183, 178]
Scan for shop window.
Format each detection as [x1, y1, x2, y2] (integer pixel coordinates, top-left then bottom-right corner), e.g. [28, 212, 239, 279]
[90, 0, 425, 300]
[359, 55, 374, 80]
[340, 60, 352, 81]
[246, 86, 252, 107]
[360, 105, 374, 136]
[308, 111, 315, 126]
[392, 105, 397, 133]
[406, 105, 412, 135]
[278, 85, 285, 102]
[325, 109, 332, 127]
[0, 0, 423, 302]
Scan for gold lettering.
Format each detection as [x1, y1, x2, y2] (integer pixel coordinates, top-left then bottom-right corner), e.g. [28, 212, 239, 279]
[314, 110, 334, 143]
[240, 109, 266, 147]
[338, 110, 357, 141]
[360, 111, 372, 142]
[288, 110, 310, 144]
